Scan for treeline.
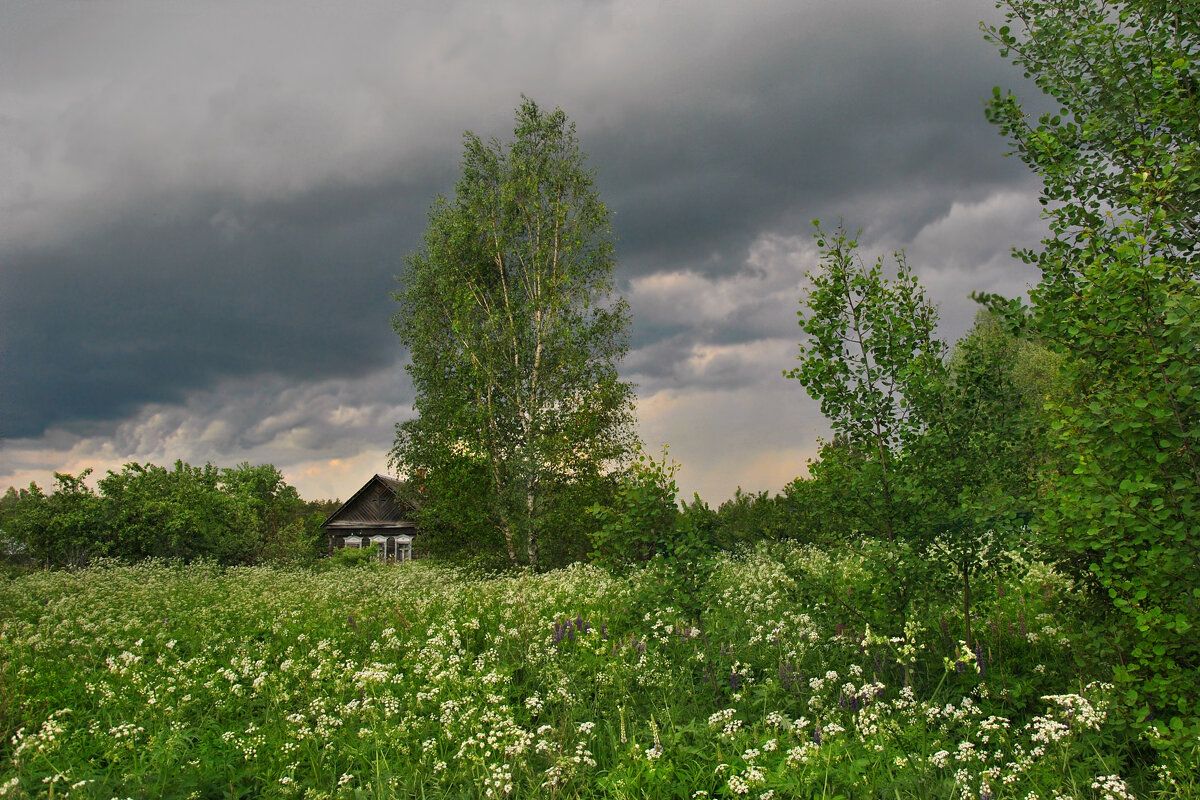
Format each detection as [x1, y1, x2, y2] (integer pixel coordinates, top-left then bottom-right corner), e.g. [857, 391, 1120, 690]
[0, 462, 338, 567]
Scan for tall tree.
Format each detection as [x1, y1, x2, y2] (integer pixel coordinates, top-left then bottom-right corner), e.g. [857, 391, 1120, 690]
[391, 98, 637, 568]
[986, 0, 1200, 721]
[789, 226, 1042, 657]
[787, 225, 943, 546]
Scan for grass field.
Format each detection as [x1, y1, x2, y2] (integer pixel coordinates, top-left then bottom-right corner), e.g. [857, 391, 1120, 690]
[1, 544, 1195, 799]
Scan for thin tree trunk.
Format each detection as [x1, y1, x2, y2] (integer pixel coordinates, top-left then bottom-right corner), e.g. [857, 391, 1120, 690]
[962, 559, 974, 649]
[525, 486, 537, 567]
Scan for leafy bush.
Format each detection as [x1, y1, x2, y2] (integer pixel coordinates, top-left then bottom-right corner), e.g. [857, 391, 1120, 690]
[0, 460, 329, 568]
[327, 543, 381, 569]
[588, 448, 684, 568]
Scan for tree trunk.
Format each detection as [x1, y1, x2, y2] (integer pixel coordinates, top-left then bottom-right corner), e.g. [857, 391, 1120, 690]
[962, 559, 974, 649]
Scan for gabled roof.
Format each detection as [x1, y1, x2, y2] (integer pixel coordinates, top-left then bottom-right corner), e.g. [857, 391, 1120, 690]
[321, 474, 416, 530]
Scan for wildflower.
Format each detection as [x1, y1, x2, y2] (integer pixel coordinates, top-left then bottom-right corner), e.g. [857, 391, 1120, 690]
[1091, 775, 1134, 800]
[727, 774, 750, 795]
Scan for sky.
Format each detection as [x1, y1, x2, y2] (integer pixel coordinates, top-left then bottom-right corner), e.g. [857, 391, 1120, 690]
[0, 0, 1049, 504]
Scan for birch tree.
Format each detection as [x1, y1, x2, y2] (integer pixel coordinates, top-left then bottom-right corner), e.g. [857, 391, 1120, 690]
[391, 98, 636, 568]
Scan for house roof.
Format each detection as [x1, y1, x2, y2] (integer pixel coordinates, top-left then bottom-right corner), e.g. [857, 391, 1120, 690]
[321, 474, 416, 530]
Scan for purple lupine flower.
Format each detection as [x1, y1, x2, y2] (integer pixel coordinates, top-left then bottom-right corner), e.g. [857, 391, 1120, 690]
[600, 622, 608, 639]
[812, 723, 822, 746]
[974, 642, 986, 678]
[981, 785, 994, 800]
[729, 670, 741, 693]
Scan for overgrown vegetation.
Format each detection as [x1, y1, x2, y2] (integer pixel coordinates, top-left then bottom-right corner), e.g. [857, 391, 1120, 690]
[0, 462, 335, 568]
[3, 550, 1195, 799]
[984, 0, 1200, 728]
[2, 0, 1198, 794]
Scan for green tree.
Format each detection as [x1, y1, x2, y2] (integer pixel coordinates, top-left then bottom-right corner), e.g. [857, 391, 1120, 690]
[220, 463, 317, 564]
[986, 0, 1200, 721]
[904, 310, 1042, 647]
[0, 473, 105, 567]
[391, 98, 637, 568]
[788, 226, 1043, 652]
[98, 462, 254, 563]
[786, 225, 945, 666]
[588, 448, 683, 567]
[787, 224, 942, 545]
[588, 448, 715, 627]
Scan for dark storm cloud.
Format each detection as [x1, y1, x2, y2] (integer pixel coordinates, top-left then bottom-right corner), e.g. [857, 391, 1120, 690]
[0, 0, 1051, 499]
[0, 179, 429, 438]
[589, 3, 1036, 284]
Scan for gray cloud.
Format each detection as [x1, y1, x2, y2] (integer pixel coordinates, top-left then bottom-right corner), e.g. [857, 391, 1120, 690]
[1, 0, 1050, 500]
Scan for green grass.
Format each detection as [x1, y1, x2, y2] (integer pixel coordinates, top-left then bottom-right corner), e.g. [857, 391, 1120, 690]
[0, 545, 1195, 799]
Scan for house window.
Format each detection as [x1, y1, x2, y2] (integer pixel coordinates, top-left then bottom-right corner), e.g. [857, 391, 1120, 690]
[343, 535, 363, 548]
[396, 535, 413, 562]
[369, 535, 388, 561]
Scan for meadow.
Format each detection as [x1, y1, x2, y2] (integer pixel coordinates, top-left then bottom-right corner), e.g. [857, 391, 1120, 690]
[1, 545, 1196, 799]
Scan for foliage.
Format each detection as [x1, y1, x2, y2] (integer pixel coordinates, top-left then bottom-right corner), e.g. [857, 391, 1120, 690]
[0, 548, 1192, 799]
[786, 224, 943, 544]
[986, 0, 1200, 724]
[589, 449, 715, 625]
[0, 461, 324, 567]
[391, 97, 637, 569]
[327, 542, 382, 569]
[397, 458, 508, 563]
[905, 310, 1046, 648]
[3, 472, 104, 568]
[588, 449, 683, 568]
[787, 226, 1045, 659]
[705, 488, 794, 549]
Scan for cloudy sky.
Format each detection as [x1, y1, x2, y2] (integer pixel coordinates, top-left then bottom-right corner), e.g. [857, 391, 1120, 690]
[0, 0, 1048, 504]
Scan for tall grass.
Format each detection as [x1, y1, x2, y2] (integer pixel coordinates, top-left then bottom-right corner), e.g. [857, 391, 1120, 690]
[0, 545, 1194, 799]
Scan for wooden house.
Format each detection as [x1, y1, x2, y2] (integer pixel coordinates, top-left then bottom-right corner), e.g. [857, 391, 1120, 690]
[322, 474, 417, 562]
